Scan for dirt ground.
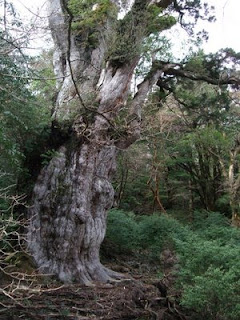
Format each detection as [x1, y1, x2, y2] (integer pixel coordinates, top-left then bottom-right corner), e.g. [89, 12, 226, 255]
[0, 252, 188, 320]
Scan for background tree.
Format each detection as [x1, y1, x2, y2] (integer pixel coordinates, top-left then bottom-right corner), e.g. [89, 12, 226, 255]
[0, 20, 49, 201]
[115, 53, 240, 221]
[0, 1, 51, 289]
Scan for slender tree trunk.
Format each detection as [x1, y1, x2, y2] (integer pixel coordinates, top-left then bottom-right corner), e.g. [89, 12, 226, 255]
[147, 144, 166, 213]
[217, 135, 240, 227]
[229, 147, 240, 227]
[114, 154, 129, 208]
[188, 179, 194, 222]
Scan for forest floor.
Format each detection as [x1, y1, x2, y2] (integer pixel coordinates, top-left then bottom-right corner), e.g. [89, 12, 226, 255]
[0, 249, 188, 320]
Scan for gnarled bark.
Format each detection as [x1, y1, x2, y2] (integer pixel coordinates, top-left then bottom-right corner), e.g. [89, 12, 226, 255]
[28, 142, 122, 283]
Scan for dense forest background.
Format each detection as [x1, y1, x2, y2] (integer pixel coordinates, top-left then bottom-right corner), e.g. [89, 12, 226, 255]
[0, 1, 240, 319]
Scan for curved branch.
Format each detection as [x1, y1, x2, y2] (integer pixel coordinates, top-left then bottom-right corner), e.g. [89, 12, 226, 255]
[154, 60, 240, 87]
[165, 66, 240, 86]
[115, 56, 240, 149]
[115, 65, 163, 149]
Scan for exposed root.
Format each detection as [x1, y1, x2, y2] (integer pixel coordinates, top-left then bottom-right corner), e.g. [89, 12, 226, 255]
[103, 265, 129, 280]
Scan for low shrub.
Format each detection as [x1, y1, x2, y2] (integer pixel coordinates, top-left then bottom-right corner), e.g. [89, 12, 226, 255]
[105, 209, 240, 319]
[181, 265, 240, 320]
[104, 209, 139, 253]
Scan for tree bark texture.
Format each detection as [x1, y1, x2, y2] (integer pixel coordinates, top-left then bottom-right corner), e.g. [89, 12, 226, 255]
[229, 141, 240, 227]
[28, 144, 119, 283]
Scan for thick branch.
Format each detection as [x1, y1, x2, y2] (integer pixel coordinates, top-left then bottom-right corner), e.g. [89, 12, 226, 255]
[115, 55, 240, 149]
[166, 67, 240, 86]
[154, 60, 240, 87]
[115, 66, 163, 149]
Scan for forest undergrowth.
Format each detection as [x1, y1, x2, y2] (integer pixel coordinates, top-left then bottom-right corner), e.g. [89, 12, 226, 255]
[1, 209, 239, 320]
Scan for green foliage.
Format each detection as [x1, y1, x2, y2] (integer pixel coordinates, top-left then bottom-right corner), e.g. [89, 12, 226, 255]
[0, 4, 53, 276]
[108, 11, 144, 65]
[166, 122, 236, 213]
[105, 209, 139, 252]
[175, 82, 230, 126]
[0, 42, 48, 188]
[0, 8, 51, 200]
[119, 174, 152, 212]
[135, 34, 173, 78]
[105, 209, 240, 319]
[0, 51, 27, 182]
[181, 266, 240, 320]
[174, 211, 240, 319]
[113, 144, 155, 213]
[31, 50, 56, 106]
[105, 209, 188, 259]
[115, 51, 238, 214]
[137, 214, 188, 261]
[41, 149, 60, 166]
[68, 0, 117, 30]
[109, 2, 176, 66]
[146, 6, 176, 35]
[68, 0, 118, 50]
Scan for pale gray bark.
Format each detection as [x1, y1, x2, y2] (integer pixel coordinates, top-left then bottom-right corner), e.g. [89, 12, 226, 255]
[28, 144, 120, 283]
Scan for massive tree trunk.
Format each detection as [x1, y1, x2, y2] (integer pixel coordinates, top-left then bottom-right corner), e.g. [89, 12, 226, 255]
[28, 0, 167, 283]
[28, 143, 119, 283]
